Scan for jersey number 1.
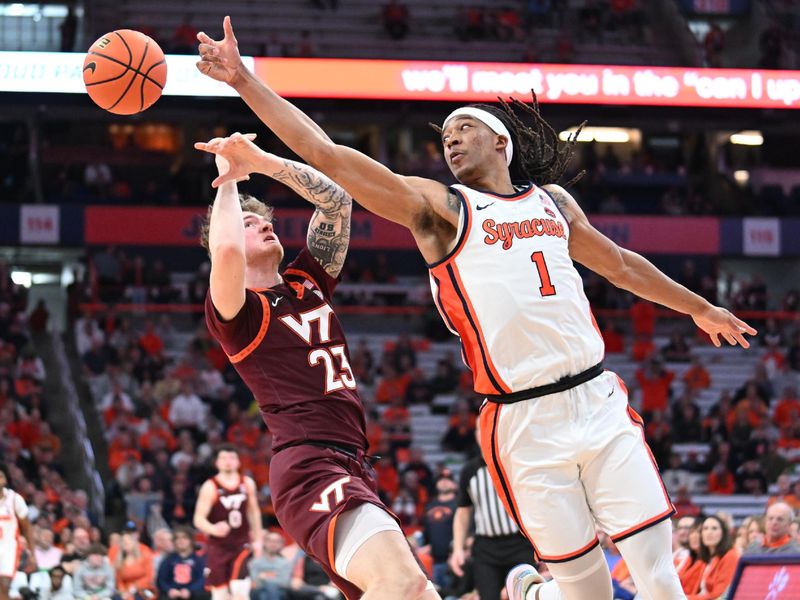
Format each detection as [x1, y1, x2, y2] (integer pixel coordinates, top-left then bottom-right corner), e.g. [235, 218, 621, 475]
[531, 251, 556, 296]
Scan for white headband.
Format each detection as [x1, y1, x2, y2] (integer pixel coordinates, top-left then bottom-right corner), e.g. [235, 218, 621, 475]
[442, 107, 514, 166]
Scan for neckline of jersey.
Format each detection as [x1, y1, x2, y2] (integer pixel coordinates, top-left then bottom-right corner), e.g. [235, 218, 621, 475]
[470, 181, 534, 200]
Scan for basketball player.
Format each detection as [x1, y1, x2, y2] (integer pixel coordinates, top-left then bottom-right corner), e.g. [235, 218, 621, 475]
[193, 444, 262, 600]
[195, 17, 757, 600]
[0, 464, 36, 600]
[198, 145, 440, 600]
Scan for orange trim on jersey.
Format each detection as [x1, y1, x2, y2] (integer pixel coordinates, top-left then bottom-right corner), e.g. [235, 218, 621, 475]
[479, 404, 534, 546]
[537, 536, 601, 563]
[230, 548, 250, 580]
[284, 268, 321, 292]
[608, 404, 675, 543]
[448, 262, 511, 394]
[426, 188, 472, 270]
[327, 511, 341, 576]
[227, 294, 270, 364]
[615, 374, 629, 397]
[610, 506, 676, 543]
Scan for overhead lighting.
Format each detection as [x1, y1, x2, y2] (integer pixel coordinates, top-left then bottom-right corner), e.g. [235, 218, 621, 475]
[730, 131, 763, 146]
[7, 3, 25, 16]
[733, 170, 750, 186]
[11, 271, 31, 288]
[558, 127, 636, 144]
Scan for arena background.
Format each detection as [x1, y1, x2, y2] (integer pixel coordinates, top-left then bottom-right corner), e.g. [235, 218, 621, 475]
[0, 1, 799, 599]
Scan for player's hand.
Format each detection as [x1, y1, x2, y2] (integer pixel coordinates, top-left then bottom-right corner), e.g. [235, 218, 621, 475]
[195, 133, 262, 187]
[692, 305, 757, 348]
[196, 16, 243, 86]
[26, 551, 37, 572]
[448, 546, 466, 577]
[211, 522, 232, 537]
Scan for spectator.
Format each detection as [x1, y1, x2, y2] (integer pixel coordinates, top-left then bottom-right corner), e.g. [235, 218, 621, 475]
[703, 23, 725, 67]
[675, 519, 704, 596]
[168, 382, 207, 432]
[288, 552, 341, 599]
[672, 486, 700, 519]
[735, 460, 768, 495]
[768, 474, 799, 509]
[156, 526, 208, 600]
[33, 526, 62, 570]
[601, 322, 624, 353]
[248, 532, 291, 600]
[706, 462, 735, 495]
[422, 477, 457, 590]
[687, 516, 739, 600]
[172, 15, 198, 54]
[73, 544, 116, 600]
[151, 528, 174, 576]
[405, 368, 434, 405]
[27, 300, 49, 334]
[59, 3, 77, 52]
[441, 409, 477, 454]
[773, 385, 800, 429]
[429, 358, 459, 395]
[113, 526, 155, 600]
[294, 30, 318, 58]
[30, 564, 73, 600]
[682, 356, 711, 392]
[382, 0, 410, 40]
[662, 454, 693, 495]
[745, 502, 800, 554]
[661, 331, 691, 362]
[635, 356, 674, 417]
[139, 320, 164, 357]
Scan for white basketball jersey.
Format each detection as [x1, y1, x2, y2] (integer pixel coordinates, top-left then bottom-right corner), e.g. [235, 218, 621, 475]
[428, 183, 604, 395]
[0, 488, 27, 543]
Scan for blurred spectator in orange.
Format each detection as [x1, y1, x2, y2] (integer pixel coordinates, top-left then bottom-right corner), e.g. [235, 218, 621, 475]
[635, 357, 674, 415]
[602, 322, 624, 354]
[707, 462, 735, 495]
[375, 364, 410, 404]
[383, 0, 410, 40]
[683, 356, 711, 392]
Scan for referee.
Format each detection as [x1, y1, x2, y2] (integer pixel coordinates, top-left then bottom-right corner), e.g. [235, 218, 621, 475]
[449, 430, 536, 600]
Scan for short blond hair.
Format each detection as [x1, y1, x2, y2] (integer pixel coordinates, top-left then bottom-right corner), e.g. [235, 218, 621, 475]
[199, 193, 274, 252]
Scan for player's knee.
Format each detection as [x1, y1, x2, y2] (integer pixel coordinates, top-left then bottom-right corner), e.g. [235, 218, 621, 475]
[364, 565, 427, 597]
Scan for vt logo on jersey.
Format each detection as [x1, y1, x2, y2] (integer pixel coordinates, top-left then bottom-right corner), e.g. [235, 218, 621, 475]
[482, 217, 566, 250]
[219, 493, 247, 511]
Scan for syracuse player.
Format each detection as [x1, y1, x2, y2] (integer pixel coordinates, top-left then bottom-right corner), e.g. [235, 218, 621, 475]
[195, 16, 756, 600]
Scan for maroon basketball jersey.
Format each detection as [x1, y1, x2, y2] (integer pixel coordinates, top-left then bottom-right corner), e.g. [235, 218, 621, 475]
[206, 475, 250, 549]
[205, 247, 367, 451]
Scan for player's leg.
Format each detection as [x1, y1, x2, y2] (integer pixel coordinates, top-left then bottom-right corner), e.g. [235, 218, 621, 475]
[507, 546, 613, 600]
[581, 372, 683, 599]
[209, 585, 230, 600]
[614, 521, 685, 600]
[479, 402, 613, 600]
[335, 503, 437, 599]
[0, 576, 10, 600]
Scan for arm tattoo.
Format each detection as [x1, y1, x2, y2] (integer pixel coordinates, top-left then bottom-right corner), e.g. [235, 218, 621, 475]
[271, 159, 353, 277]
[445, 189, 460, 216]
[544, 186, 574, 223]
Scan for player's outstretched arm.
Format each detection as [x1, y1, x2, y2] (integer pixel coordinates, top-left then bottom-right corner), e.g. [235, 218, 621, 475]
[195, 133, 353, 277]
[207, 153, 247, 320]
[195, 17, 451, 232]
[544, 184, 757, 348]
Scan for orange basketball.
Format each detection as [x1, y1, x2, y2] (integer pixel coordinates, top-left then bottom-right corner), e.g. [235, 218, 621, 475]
[83, 29, 167, 115]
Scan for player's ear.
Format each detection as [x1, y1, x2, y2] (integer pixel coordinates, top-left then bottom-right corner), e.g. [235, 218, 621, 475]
[496, 135, 509, 153]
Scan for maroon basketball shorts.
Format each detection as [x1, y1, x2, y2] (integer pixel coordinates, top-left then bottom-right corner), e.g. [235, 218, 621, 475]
[205, 542, 249, 588]
[269, 444, 399, 599]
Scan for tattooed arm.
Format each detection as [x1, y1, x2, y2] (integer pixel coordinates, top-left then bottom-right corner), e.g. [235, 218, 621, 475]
[265, 156, 353, 277]
[543, 183, 756, 348]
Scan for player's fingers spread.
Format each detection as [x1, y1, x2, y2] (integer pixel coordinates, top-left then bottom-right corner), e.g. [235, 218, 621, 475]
[733, 332, 750, 348]
[197, 32, 214, 44]
[710, 333, 721, 348]
[722, 332, 737, 346]
[736, 319, 758, 335]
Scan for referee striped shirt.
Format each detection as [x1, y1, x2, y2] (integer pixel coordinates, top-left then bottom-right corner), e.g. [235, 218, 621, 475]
[457, 455, 519, 537]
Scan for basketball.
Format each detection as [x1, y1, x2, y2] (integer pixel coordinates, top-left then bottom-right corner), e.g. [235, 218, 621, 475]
[83, 29, 167, 115]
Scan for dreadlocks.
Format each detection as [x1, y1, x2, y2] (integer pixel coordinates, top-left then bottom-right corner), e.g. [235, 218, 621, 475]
[432, 91, 586, 187]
